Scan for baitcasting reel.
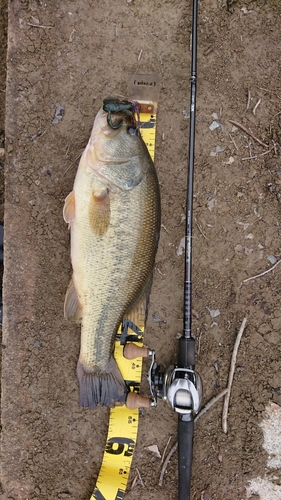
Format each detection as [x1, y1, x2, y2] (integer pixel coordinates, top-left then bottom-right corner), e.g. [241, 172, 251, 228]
[148, 349, 203, 415]
[124, 343, 202, 416]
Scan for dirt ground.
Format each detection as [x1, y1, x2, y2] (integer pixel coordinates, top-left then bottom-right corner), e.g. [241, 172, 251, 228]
[1, 0, 281, 499]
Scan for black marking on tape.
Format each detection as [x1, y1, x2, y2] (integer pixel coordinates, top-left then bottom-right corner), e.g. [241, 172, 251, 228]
[140, 117, 156, 129]
[127, 415, 137, 424]
[125, 381, 140, 393]
[92, 487, 125, 500]
[119, 319, 143, 345]
[115, 489, 125, 500]
[92, 487, 106, 500]
[105, 437, 135, 457]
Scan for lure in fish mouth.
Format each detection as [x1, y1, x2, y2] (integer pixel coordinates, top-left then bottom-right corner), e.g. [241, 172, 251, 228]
[102, 97, 140, 130]
[63, 98, 161, 408]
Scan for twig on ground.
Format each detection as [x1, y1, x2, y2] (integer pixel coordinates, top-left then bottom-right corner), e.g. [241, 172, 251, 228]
[194, 388, 228, 423]
[222, 317, 248, 434]
[242, 155, 257, 161]
[229, 133, 238, 150]
[192, 308, 200, 320]
[63, 152, 83, 177]
[69, 28, 76, 43]
[242, 147, 273, 160]
[259, 86, 280, 95]
[155, 266, 165, 277]
[203, 45, 214, 56]
[161, 223, 170, 234]
[260, 147, 273, 156]
[272, 140, 277, 155]
[131, 473, 138, 489]
[27, 23, 53, 28]
[228, 119, 268, 149]
[136, 468, 145, 488]
[195, 218, 208, 240]
[158, 389, 228, 486]
[159, 442, 178, 486]
[161, 435, 172, 464]
[242, 259, 281, 285]
[131, 467, 145, 489]
[197, 329, 203, 355]
[30, 126, 50, 141]
[246, 90, 251, 110]
[253, 98, 261, 115]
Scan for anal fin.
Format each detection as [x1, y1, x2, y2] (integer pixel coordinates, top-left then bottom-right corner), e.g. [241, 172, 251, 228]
[64, 277, 83, 322]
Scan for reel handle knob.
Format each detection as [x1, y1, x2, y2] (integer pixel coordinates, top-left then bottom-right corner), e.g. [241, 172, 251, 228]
[126, 392, 151, 409]
[123, 343, 150, 360]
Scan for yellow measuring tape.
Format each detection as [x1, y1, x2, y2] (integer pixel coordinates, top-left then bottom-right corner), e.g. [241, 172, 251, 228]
[91, 108, 157, 500]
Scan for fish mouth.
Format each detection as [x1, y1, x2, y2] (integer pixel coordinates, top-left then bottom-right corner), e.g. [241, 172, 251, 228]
[102, 97, 139, 131]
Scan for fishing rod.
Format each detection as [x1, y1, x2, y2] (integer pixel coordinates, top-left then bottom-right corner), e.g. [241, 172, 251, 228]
[123, 2, 202, 496]
[138, 1, 202, 497]
[178, 0, 202, 497]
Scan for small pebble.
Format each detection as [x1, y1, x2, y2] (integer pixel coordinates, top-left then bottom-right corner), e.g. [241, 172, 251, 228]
[224, 156, 234, 165]
[206, 306, 220, 318]
[267, 255, 277, 265]
[209, 120, 220, 131]
[210, 145, 224, 157]
[244, 247, 253, 256]
[152, 313, 166, 324]
[176, 237, 185, 256]
[234, 244, 243, 254]
[52, 103, 65, 125]
[145, 444, 161, 458]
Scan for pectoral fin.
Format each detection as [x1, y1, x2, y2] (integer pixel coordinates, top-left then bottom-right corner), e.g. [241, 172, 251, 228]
[64, 277, 83, 323]
[63, 191, 75, 224]
[89, 188, 110, 236]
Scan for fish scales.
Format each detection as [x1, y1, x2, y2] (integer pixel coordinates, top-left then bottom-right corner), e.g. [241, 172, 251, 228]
[78, 171, 158, 367]
[63, 100, 160, 408]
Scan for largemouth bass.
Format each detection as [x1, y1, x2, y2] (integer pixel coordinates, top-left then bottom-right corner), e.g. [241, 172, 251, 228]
[63, 98, 161, 408]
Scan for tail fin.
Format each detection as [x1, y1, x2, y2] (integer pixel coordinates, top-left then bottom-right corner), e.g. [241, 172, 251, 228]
[77, 356, 127, 408]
